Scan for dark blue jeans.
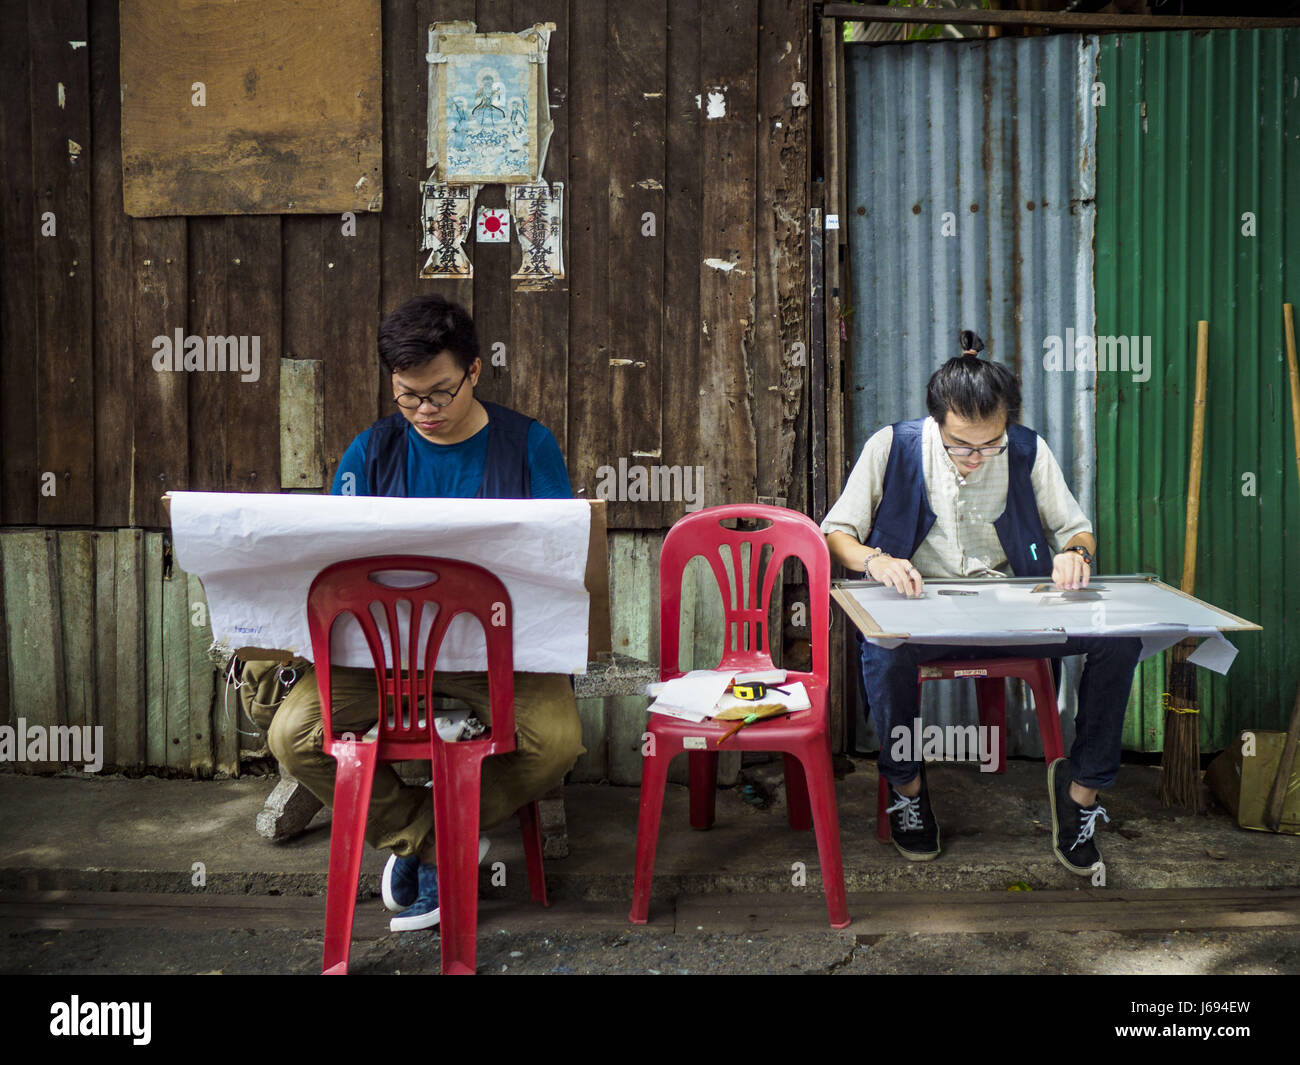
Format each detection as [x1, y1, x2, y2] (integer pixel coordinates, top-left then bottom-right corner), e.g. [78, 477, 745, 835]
[859, 634, 1142, 791]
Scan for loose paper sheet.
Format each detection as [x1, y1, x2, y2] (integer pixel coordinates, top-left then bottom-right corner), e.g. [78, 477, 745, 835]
[1186, 633, 1241, 675]
[170, 492, 592, 672]
[645, 669, 809, 722]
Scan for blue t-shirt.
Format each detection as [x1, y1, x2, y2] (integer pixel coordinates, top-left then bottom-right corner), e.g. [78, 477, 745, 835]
[330, 417, 572, 499]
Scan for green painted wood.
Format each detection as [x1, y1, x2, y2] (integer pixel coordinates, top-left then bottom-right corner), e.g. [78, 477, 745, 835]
[144, 532, 165, 767]
[279, 357, 324, 489]
[210, 591, 240, 776]
[162, 551, 189, 770]
[114, 529, 144, 768]
[57, 532, 95, 734]
[187, 572, 214, 778]
[93, 531, 117, 767]
[0, 532, 64, 771]
[607, 531, 660, 785]
[1095, 29, 1300, 751]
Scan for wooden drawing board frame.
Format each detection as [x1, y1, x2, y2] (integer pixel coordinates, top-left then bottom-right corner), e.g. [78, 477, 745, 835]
[831, 574, 1260, 641]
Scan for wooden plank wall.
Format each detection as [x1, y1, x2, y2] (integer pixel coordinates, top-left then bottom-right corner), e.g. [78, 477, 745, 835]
[0, 1, 819, 775]
[0, 530, 219, 775]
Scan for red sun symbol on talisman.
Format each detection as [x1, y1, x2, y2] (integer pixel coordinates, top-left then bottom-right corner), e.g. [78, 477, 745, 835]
[477, 208, 510, 243]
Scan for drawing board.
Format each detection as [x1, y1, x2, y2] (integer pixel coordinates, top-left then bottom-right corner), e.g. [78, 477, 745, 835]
[831, 575, 1258, 673]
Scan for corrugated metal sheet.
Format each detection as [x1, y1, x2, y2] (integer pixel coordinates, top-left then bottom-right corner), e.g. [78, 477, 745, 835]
[843, 34, 1100, 756]
[1095, 29, 1300, 751]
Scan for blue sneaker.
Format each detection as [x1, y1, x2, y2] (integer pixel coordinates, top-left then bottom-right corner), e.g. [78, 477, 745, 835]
[389, 862, 440, 932]
[381, 853, 420, 913]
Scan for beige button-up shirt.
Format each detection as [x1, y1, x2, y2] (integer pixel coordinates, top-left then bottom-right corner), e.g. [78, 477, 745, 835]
[820, 417, 1092, 578]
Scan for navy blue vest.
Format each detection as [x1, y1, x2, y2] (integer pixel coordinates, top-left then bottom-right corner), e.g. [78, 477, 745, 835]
[864, 418, 1052, 577]
[362, 400, 534, 499]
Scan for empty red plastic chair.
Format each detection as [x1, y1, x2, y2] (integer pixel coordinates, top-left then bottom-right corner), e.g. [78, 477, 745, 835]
[306, 555, 548, 975]
[629, 504, 848, 929]
[875, 656, 1064, 842]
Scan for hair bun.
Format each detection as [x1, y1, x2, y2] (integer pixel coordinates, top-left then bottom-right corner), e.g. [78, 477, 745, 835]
[959, 329, 985, 358]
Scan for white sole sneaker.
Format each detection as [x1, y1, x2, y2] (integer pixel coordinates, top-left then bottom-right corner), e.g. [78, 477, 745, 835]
[382, 837, 488, 916]
[389, 903, 440, 932]
[382, 854, 418, 914]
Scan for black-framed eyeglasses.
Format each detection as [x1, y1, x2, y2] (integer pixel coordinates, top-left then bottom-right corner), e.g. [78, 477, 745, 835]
[393, 369, 471, 410]
[943, 438, 1008, 458]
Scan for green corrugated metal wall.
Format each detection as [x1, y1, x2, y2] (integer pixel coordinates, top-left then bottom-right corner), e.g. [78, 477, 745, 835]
[1095, 29, 1300, 752]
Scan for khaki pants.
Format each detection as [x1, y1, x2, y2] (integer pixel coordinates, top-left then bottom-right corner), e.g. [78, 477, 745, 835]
[242, 661, 584, 858]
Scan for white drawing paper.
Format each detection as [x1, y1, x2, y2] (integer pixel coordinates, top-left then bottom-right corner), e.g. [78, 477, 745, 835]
[170, 492, 592, 673]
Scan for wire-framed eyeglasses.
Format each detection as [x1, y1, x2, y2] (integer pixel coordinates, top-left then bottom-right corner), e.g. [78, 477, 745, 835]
[393, 369, 471, 410]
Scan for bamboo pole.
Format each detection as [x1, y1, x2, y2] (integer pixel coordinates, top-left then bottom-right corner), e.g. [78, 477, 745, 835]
[1181, 321, 1209, 595]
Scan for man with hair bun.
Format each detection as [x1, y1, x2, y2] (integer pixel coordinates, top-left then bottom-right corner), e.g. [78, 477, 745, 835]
[822, 330, 1140, 875]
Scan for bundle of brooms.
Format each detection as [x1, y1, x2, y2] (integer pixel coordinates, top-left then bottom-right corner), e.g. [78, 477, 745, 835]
[1159, 321, 1209, 810]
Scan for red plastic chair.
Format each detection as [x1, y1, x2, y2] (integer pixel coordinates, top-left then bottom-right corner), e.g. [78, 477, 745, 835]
[874, 656, 1064, 842]
[629, 504, 848, 929]
[305, 555, 548, 975]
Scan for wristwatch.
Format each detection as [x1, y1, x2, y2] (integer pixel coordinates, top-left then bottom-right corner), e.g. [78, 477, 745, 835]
[1065, 545, 1093, 567]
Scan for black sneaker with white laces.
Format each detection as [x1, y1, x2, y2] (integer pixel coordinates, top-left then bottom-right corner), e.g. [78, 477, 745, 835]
[1049, 757, 1110, 875]
[883, 763, 941, 861]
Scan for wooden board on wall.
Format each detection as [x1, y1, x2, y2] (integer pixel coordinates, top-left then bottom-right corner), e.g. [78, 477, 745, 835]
[377, 0, 449, 351]
[93, 531, 118, 768]
[187, 572, 215, 777]
[468, 0, 518, 419]
[119, 0, 383, 216]
[565, 0, 668, 529]
[602, 2, 666, 530]
[279, 358, 324, 488]
[698, 1, 758, 510]
[58, 532, 95, 733]
[509, 0, 569, 456]
[91, 0, 138, 528]
[162, 547, 190, 769]
[188, 217, 230, 496]
[31, 0, 94, 525]
[661, 0, 704, 528]
[604, 531, 660, 784]
[224, 218, 282, 495]
[754, 0, 809, 507]
[0, 532, 65, 772]
[131, 220, 188, 529]
[0, 1, 37, 525]
[566, 0, 613, 517]
[320, 210, 381, 480]
[469, 178, 514, 412]
[114, 529, 146, 768]
[144, 532, 165, 766]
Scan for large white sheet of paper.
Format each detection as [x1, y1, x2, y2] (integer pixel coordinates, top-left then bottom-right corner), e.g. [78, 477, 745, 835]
[170, 492, 592, 673]
[837, 578, 1253, 675]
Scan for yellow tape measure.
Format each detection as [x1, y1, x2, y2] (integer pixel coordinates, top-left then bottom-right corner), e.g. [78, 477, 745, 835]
[731, 682, 789, 701]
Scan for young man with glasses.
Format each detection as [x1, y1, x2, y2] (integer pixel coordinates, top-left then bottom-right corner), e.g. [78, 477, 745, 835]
[821, 331, 1141, 876]
[246, 294, 584, 933]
